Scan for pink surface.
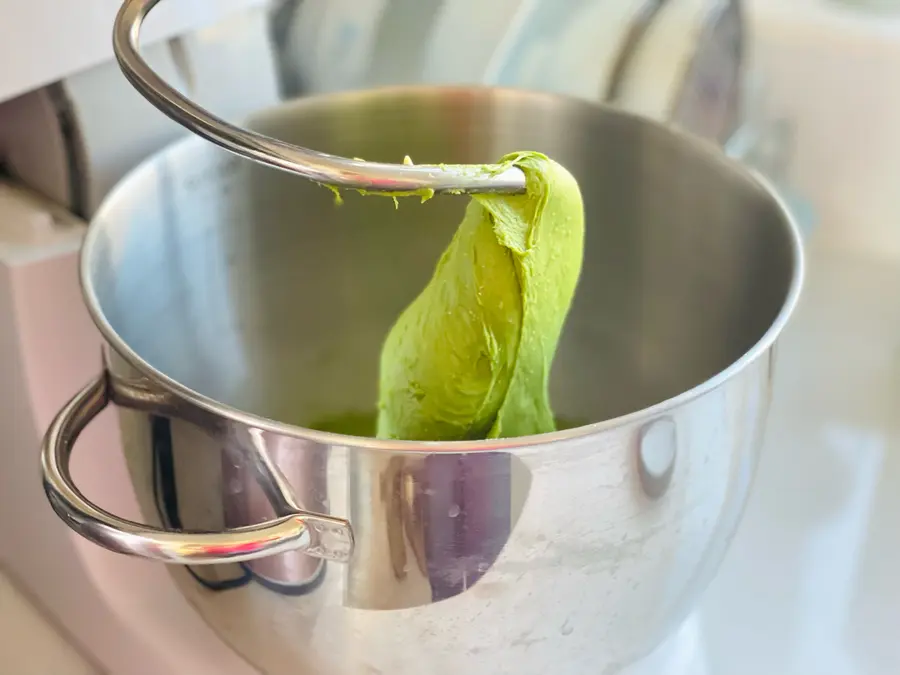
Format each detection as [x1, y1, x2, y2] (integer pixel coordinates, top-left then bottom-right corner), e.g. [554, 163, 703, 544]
[1, 249, 255, 674]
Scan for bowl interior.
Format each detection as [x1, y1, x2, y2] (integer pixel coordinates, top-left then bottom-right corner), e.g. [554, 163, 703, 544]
[86, 88, 796, 433]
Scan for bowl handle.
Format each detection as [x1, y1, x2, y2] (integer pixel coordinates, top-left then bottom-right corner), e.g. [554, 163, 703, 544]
[41, 372, 354, 565]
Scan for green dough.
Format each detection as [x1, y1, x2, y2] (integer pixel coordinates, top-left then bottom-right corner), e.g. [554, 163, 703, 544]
[376, 151, 585, 441]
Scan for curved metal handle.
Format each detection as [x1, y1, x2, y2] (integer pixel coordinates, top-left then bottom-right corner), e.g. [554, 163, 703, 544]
[112, 0, 527, 195]
[41, 373, 354, 565]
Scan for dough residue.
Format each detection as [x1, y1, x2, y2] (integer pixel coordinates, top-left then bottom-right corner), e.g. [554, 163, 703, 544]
[376, 152, 585, 441]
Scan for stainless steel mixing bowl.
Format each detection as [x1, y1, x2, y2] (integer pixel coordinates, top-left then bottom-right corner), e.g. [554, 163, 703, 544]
[43, 87, 803, 675]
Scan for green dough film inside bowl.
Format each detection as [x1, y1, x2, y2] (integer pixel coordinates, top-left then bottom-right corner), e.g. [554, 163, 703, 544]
[307, 412, 589, 438]
[374, 151, 585, 442]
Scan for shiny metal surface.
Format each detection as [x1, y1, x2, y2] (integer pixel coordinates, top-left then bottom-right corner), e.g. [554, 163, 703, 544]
[671, 0, 745, 145]
[113, 0, 527, 195]
[41, 371, 354, 565]
[604, 0, 670, 102]
[608, 0, 745, 146]
[44, 88, 802, 674]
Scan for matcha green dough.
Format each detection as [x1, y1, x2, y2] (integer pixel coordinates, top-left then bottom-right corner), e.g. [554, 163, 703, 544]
[376, 151, 585, 441]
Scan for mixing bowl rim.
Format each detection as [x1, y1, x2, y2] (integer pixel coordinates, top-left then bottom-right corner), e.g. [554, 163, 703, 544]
[80, 85, 805, 453]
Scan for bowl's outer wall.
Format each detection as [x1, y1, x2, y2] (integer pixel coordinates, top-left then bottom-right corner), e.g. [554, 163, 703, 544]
[87, 88, 798, 674]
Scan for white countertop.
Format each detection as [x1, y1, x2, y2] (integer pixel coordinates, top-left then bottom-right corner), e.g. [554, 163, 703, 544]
[697, 235, 900, 674]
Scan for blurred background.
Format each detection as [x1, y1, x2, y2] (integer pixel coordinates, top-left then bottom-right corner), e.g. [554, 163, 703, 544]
[1, 1, 899, 673]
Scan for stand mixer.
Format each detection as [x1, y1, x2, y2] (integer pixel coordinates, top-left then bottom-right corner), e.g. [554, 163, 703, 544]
[0, 1, 812, 672]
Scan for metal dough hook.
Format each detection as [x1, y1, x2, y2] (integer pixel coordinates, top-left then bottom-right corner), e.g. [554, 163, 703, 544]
[112, 0, 527, 195]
